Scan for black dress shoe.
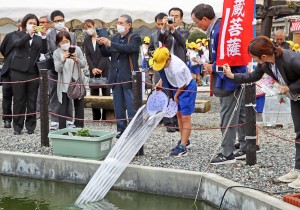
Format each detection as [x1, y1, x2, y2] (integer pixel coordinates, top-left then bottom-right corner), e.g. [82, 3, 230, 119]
[14, 131, 21, 135]
[116, 132, 123, 139]
[27, 130, 34, 134]
[4, 121, 11, 128]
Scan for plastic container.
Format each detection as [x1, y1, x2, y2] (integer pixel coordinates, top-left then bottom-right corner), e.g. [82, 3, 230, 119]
[48, 128, 115, 160]
[262, 95, 292, 128]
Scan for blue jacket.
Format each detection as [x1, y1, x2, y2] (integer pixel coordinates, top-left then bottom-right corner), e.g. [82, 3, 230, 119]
[210, 20, 247, 94]
[100, 29, 141, 89]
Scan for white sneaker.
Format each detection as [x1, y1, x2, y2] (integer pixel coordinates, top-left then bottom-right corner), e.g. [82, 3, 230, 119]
[278, 170, 299, 183]
[288, 176, 300, 189]
[50, 122, 58, 130]
[67, 121, 76, 128]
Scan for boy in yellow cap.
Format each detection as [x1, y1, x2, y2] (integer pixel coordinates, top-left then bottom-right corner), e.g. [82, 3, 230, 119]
[153, 47, 197, 157]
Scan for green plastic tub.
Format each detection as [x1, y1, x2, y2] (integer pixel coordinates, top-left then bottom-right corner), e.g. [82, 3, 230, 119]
[48, 128, 115, 160]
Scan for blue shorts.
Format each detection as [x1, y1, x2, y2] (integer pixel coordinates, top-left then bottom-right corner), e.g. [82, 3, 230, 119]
[173, 80, 197, 115]
[190, 65, 201, 74]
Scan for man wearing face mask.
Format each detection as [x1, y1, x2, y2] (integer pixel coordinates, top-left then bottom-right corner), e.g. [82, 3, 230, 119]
[46, 10, 77, 130]
[98, 14, 141, 139]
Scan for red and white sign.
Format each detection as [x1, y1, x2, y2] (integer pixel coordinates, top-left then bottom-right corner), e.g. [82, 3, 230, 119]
[291, 20, 300, 32]
[216, 0, 254, 66]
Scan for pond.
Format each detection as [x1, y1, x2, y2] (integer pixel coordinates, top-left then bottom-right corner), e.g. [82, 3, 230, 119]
[0, 175, 217, 210]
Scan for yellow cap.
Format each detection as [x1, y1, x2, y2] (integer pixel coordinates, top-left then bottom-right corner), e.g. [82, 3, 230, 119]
[293, 43, 300, 51]
[143, 36, 150, 44]
[202, 38, 207, 44]
[152, 47, 170, 71]
[287, 40, 294, 46]
[196, 38, 202, 44]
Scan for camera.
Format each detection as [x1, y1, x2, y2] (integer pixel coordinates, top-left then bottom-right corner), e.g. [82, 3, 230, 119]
[167, 16, 175, 24]
[35, 26, 44, 32]
[216, 66, 224, 73]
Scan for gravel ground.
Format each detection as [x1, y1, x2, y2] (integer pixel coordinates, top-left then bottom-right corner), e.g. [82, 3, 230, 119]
[0, 92, 299, 201]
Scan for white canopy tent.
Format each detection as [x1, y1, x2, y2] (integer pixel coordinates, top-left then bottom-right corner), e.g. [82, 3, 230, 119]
[0, 0, 223, 28]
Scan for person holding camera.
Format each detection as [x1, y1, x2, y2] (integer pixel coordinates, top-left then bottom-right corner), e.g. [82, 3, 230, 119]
[157, 7, 190, 134]
[192, 4, 247, 164]
[53, 31, 87, 129]
[9, 14, 47, 135]
[47, 10, 77, 130]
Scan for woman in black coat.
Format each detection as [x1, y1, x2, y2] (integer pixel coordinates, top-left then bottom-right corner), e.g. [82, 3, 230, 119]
[10, 13, 47, 135]
[82, 19, 111, 120]
[224, 36, 300, 189]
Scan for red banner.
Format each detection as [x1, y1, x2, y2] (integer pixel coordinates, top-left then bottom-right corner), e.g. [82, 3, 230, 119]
[216, 0, 254, 66]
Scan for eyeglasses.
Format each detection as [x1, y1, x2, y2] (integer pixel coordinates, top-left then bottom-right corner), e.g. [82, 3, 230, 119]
[39, 21, 48, 24]
[53, 19, 64, 23]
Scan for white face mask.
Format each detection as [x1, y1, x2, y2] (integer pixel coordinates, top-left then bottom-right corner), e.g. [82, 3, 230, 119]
[86, 28, 95, 36]
[117, 24, 126, 34]
[26, 24, 34, 33]
[60, 42, 70, 51]
[54, 22, 65, 31]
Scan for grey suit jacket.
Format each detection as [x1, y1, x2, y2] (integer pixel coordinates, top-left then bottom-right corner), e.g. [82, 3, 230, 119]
[158, 27, 189, 62]
[234, 49, 300, 95]
[46, 29, 77, 54]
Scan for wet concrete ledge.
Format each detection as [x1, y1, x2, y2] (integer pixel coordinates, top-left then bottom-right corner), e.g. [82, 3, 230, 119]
[0, 151, 297, 210]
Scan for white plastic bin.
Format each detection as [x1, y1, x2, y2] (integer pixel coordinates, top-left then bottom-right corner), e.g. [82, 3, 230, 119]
[262, 95, 292, 128]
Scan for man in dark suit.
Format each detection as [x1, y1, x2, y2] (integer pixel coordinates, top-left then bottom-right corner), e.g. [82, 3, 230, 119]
[157, 7, 190, 133]
[0, 19, 22, 128]
[99, 14, 141, 139]
[46, 10, 77, 130]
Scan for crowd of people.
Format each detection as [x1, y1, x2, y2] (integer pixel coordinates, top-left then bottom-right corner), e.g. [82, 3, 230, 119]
[1, 3, 300, 189]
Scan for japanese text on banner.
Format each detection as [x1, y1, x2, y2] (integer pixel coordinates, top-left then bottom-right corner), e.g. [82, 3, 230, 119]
[217, 0, 254, 66]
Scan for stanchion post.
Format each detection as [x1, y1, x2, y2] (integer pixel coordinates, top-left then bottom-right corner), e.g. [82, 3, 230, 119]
[245, 83, 256, 165]
[132, 71, 144, 156]
[40, 69, 49, 147]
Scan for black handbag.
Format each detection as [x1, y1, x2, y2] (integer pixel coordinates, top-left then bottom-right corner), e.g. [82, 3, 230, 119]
[89, 75, 108, 88]
[36, 53, 56, 74]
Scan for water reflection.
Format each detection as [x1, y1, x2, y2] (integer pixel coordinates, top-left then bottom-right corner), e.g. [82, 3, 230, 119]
[0, 175, 216, 210]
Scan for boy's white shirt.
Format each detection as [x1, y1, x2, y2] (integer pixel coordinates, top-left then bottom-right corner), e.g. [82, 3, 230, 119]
[190, 50, 200, 66]
[164, 55, 193, 88]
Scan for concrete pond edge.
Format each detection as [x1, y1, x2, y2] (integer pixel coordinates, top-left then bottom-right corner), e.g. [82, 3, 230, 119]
[0, 151, 298, 210]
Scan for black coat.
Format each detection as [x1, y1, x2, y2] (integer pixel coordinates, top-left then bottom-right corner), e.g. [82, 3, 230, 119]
[158, 27, 189, 62]
[10, 31, 47, 74]
[100, 29, 141, 89]
[83, 28, 110, 78]
[234, 49, 300, 95]
[0, 31, 19, 76]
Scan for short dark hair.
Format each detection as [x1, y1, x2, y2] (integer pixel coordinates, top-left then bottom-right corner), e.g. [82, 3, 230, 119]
[191, 4, 215, 20]
[155, 12, 167, 22]
[50, 10, 65, 21]
[169, 7, 183, 18]
[21, 14, 39, 32]
[55, 31, 71, 46]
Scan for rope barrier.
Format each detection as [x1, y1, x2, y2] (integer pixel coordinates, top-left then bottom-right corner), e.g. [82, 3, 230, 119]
[48, 77, 132, 86]
[0, 112, 39, 117]
[0, 77, 39, 84]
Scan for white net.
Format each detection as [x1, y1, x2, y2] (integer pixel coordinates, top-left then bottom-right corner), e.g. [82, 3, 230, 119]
[75, 105, 165, 204]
